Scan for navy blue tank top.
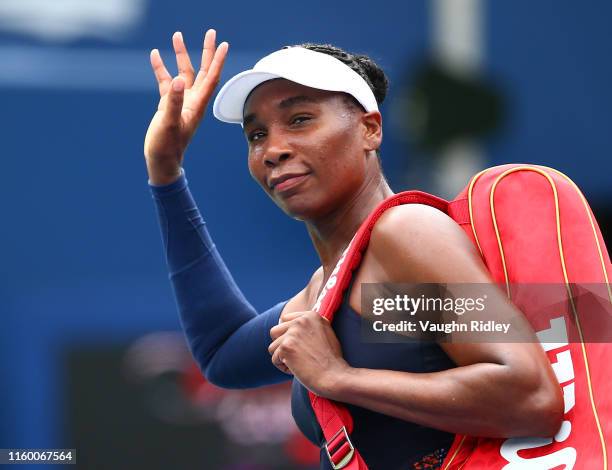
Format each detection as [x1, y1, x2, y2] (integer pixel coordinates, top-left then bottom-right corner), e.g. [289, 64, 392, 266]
[291, 281, 456, 469]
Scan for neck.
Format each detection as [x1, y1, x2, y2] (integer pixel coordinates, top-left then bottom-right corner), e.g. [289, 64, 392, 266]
[305, 169, 393, 278]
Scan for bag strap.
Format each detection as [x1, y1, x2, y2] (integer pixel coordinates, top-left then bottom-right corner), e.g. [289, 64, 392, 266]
[309, 190, 449, 469]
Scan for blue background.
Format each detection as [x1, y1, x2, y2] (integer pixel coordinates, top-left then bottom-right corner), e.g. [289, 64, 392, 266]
[0, 0, 610, 454]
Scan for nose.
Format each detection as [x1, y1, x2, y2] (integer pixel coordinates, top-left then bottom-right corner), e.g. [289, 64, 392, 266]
[263, 131, 292, 167]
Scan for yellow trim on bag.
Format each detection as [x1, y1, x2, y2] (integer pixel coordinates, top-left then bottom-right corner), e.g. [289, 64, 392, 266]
[442, 435, 467, 470]
[488, 173, 512, 297]
[442, 169, 491, 470]
[488, 165, 607, 470]
[546, 166, 612, 304]
[467, 168, 489, 258]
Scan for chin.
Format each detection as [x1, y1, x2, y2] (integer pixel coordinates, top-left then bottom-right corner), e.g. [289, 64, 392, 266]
[275, 193, 328, 221]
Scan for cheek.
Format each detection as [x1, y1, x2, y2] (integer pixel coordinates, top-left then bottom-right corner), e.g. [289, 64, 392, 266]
[247, 153, 266, 188]
[246, 154, 255, 178]
[315, 122, 365, 178]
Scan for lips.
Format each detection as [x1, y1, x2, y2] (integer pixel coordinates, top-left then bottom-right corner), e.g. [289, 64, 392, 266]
[269, 172, 311, 192]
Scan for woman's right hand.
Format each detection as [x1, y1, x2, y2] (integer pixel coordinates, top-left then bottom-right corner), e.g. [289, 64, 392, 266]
[144, 29, 229, 185]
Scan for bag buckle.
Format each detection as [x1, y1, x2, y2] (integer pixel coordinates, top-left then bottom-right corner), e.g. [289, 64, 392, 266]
[324, 426, 355, 469]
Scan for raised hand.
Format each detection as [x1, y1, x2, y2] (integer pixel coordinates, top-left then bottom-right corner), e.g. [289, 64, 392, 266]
[144, 29, 229, 185]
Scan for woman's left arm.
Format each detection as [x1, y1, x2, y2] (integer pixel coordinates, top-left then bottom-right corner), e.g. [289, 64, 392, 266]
[269, 204, 564, 438]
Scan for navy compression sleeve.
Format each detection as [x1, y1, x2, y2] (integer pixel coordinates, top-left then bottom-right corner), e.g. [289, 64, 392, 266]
[149, 168, 291, 388]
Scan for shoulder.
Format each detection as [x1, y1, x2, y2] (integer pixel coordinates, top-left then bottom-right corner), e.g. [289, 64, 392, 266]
[305, 266, 324, 300]
[372, 203, 461, 242]
[284, 266, 324, 314]
[370, 203, 468, 254]
[368, 204, 489, 283]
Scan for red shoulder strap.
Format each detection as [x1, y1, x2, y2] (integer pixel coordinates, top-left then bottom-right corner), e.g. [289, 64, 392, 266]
[309, 190, 449, 469]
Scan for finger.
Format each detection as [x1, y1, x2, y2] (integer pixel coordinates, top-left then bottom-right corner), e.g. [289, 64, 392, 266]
[279, 309, 309, 324]
[150, 49, 172, 96]
[267, 332, 285, 355]
[193, 28, 216, 88]
[269, 318, 299, 341]
[195, 40, 229, 93]
[161, 76, 185, 127]
[271, 344, 291, 374]
[189, 40, 229, 119]
[172, 31, 196, 88]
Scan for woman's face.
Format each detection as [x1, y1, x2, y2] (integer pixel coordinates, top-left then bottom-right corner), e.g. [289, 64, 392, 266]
[243, 78, 380, 221]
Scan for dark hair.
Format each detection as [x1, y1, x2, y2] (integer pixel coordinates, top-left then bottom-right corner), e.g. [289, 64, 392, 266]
[282, 43, 388, 160]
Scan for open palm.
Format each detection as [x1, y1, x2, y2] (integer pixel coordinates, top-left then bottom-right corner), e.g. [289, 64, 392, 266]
[144, 29, 229, 185]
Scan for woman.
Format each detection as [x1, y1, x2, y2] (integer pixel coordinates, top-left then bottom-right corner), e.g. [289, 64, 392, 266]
[144, 29, 563, 469]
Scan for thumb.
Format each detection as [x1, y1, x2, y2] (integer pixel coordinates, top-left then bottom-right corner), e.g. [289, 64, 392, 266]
[162, 76, 185, 127]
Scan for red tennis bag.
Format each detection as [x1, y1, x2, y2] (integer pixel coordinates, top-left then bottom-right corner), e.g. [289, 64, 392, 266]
[310, 164, 611, 470]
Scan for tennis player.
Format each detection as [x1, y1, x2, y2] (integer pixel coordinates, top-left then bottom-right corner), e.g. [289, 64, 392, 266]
[144, 29, 563, 469]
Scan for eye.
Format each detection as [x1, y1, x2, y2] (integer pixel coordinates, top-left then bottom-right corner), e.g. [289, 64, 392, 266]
[248, 131, 266, 142]
[291, 115, 311, 125]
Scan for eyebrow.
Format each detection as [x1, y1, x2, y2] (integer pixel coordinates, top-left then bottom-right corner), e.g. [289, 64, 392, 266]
[243, 95, 319, 129]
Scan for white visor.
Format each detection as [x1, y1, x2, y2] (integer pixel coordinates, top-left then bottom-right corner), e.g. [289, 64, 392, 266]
[212, 46, 379, 125]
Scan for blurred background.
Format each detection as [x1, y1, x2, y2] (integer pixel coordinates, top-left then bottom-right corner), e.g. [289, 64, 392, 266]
[1, 0, 610, 468]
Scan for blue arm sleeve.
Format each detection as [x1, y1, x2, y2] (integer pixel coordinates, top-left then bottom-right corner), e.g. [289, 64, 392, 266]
[149, 168, 291, 388]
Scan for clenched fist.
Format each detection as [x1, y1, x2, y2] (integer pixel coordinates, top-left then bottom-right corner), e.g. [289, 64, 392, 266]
[269, 310, 351, 397]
